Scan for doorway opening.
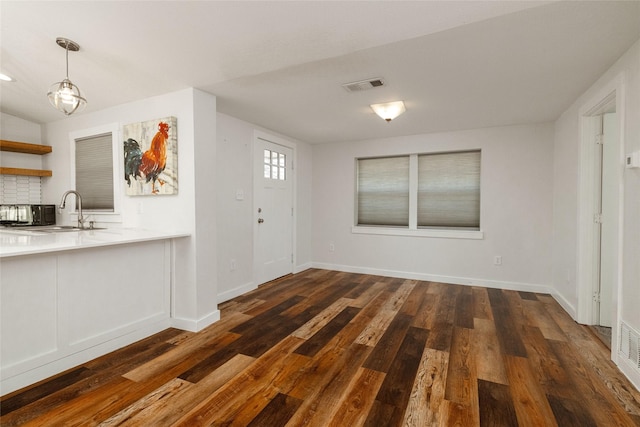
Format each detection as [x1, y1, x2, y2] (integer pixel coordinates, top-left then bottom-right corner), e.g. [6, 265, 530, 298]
[576, 76, 623, 361]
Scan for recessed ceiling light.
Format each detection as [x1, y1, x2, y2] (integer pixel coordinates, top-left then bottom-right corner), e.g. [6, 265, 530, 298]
[0, 73, 16, 82]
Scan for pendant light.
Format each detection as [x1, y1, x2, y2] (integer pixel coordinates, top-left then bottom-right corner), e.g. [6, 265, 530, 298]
[47, 37, 87, 115]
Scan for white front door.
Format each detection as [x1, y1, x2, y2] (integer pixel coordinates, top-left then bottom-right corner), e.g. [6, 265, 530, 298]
[253, 137, 294, 285]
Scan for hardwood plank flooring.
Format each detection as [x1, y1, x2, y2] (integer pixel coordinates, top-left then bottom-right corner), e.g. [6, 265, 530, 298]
[2, 269, 640, 426]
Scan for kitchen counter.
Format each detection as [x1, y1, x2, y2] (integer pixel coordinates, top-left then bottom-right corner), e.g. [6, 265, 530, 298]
[1, 227, 190, 395]
[0, 227, 190, 257]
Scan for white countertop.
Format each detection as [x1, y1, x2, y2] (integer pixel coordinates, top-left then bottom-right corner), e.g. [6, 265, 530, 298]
[0, 227, 190, 258]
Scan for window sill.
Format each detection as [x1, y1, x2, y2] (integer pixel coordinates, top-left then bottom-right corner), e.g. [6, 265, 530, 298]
[351, 226, 484, 240]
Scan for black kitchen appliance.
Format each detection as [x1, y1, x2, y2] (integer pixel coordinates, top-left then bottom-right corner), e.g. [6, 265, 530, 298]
[0, 204, 56, 226]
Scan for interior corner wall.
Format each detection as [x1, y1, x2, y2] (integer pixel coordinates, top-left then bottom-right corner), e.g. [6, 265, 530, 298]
[216, 113, 255, 301]
[41, 88, 217, 331]
[193, 89, 219, 326]
[216, 112, 313, 302]
[552, 39, 640, 331]
[0, 113, 43, 172]
[551, 109, 580, 313]
[0, 113, 42, 144]
[311, 123, 554, 291]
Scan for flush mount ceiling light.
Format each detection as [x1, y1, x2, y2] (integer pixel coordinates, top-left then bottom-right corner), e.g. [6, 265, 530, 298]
[370, 101, 406, 122]
[0, 73, 16, 82]
[47, 37, 87, 116]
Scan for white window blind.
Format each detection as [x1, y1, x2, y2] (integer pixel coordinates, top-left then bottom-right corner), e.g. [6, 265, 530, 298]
[357, 156, 409, 226]
[75, 133, 114, 211]
[355, 150, 481, 233]
[418, 151, 480, 228]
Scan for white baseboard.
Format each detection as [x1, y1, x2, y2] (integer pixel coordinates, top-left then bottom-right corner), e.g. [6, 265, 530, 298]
[0, 319, 171, 397]
[311, 262, 554, 294]
[295, 262, 313, 274]
[550, 290, 577, 319]
[218, 282, 257, 303]
[171, 309, 220, 333]
[617, 355, 640, 392]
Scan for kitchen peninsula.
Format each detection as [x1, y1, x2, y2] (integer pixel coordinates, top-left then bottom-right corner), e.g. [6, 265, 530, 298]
[0, 228, 189, 395]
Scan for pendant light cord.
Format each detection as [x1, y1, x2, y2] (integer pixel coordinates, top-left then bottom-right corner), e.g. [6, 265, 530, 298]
[65, 41, 70, 79]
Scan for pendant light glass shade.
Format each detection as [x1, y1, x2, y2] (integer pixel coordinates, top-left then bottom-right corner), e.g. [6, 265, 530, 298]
[47, 38, 87, 116]
[48, 78, 86, 115]
[370, 101, 406, 122]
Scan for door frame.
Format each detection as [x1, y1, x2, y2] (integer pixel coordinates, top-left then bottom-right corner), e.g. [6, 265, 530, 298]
[576, 72, 625, 361]
[252, 130, 297, 285]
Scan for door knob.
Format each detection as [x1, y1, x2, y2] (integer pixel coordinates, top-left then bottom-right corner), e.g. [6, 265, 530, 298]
[258, 218, 264, 224]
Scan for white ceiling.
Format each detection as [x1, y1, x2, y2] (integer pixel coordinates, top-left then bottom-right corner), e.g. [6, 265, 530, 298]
[1, 1, 639, 144]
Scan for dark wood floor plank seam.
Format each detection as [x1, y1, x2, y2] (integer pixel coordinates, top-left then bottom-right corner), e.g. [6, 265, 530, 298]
[231, 295, 306, 334]
[294, 306, 361, 357]
[478, 379, 519, 427]
[247, 392, 303, 427]
[0, 367, 91, 416]
[372, 326, 430, 413]
[454, 286, 474, 329]
[362, 312, 414, 373]
[487, 288, 528, 357]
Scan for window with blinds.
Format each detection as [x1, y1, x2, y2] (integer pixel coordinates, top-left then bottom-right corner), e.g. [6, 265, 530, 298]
[357, 156, 409, 226]
[356, 150, 481, 230]
[75, 133, 114, 211]
[418, 151, 480, 228]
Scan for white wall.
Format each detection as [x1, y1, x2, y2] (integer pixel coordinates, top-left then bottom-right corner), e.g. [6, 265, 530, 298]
[216, 113, 313, 302]
[551, 110, 580, 309]
[553, 40, 640, 330]
[0, 112, 43, 171]
[216, 113, 255, 300]
[42, 88, 219, 331]
[311, 123, 554, 291]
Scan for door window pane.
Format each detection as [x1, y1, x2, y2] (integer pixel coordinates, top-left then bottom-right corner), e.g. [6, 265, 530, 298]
[263, 149, 287, 181]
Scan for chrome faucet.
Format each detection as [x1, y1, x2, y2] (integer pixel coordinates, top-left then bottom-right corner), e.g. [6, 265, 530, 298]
[59, 190, 85, 229]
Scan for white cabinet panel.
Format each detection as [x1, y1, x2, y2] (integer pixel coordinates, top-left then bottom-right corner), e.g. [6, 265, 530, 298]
[58, 241, 169, 347]
[0, 255, 58, 370]
[1, 239, 173, 395]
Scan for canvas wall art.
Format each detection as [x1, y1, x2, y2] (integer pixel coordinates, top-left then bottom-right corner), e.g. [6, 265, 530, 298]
[123, 116, 178, 196]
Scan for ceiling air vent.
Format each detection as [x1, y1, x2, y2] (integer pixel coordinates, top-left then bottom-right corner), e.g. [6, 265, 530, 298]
[342, 78, 385, 92]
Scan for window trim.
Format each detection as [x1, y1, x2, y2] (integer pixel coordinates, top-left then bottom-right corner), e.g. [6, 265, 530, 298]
[351, 225, 484, 239]
[353, 150, 483, 240]
[69, 123, 122, 223]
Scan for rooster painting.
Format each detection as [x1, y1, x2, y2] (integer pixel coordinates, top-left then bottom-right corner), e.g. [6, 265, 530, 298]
[123, 117, 178, 195]
[124, 138, 142, 186]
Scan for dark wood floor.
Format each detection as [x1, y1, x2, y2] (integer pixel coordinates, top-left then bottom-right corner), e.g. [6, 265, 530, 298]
[2, 269, 640, 426]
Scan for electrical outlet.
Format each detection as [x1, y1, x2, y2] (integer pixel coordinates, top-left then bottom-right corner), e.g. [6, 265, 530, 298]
[329, 243, 335, 252]
[230, 259, 237, 271]
[494, 256, 502, 266]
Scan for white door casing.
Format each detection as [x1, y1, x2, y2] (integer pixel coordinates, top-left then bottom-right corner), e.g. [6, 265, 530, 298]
[576, 73, 624, 364]
[253, 134, 294, 285]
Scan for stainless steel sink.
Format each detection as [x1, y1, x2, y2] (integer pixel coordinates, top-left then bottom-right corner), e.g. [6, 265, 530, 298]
[1, 225, 105, 233]
[41, 225, 82, 231]
[40, 225, 106, 232]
